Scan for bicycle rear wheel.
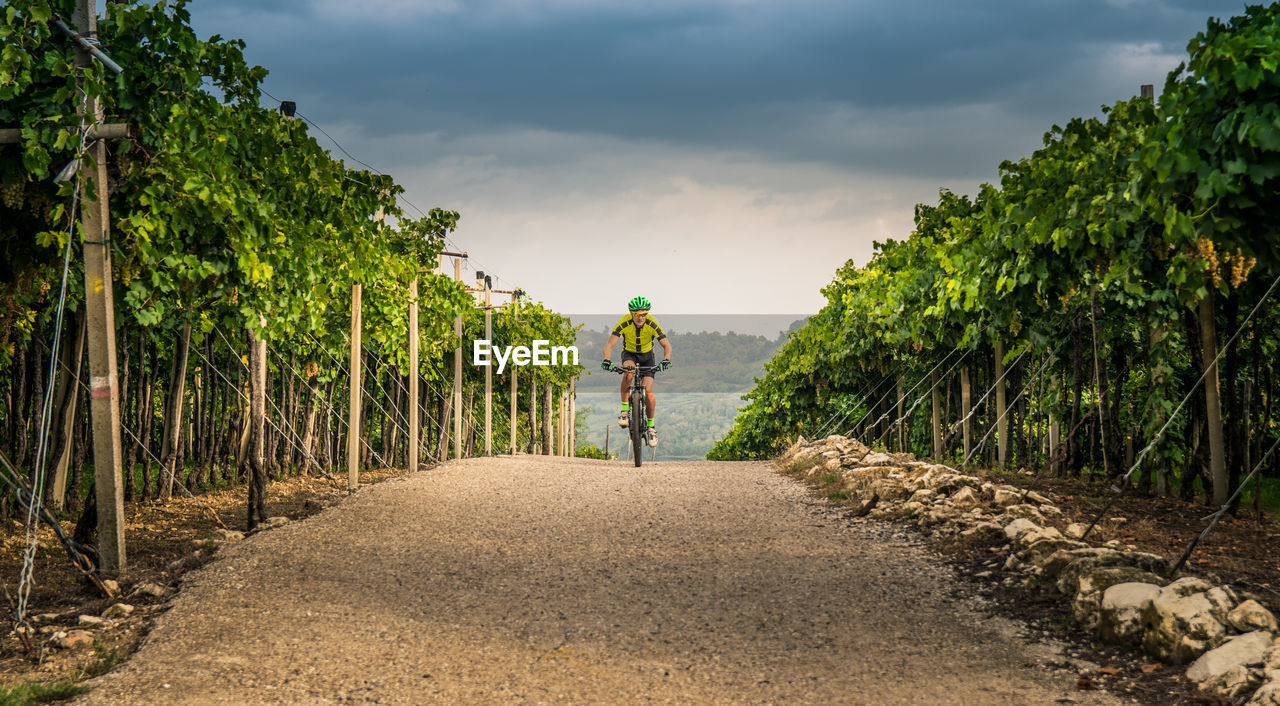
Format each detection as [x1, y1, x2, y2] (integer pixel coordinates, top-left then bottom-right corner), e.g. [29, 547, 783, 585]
[629, 389, 644, 467]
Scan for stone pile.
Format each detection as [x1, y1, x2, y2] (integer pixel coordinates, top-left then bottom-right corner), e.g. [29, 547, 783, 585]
[777, 434, 1280, 703]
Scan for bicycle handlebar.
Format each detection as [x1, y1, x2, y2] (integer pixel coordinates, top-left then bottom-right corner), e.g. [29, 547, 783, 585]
[611, 364, 661, 374]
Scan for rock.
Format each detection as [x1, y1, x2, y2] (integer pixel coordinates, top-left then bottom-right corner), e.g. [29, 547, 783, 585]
[212, 528, 245, 543]
[858, 452, 899, 467]
[1071, 566, 1166, 632]
[1038, 504, 1063, 517]
[101, 579, 120, 596]
[919, 506, 962, 527]
[992, 488, 1022, 507]
[1198, 665, 1265, 703]
[1052, 548, 1169, 596]
[957, 522, 1006, 547]
[1169, 576, 1214, 593]
[1065, 523, 1088, 539]
[1206, 586, 1241, 624]
[1100, 582, 1161, 645]
[1023, 491, 1053, 505]
[134, 582, 171, 599]
[1188, 631, 1273, 682]
[947, 486, 979, 508]
[77, 615, 106, 627]
[900, 501, 926, 517]
[1266, 636, 1280, 670]
[871, 478, 910, 502]
[1003, 518, 1040, 542]
[101, 603, 134, 619]
[34, 613, 60, 623]
[908, 488, 937, 504]
[1230, 600, 1279, 634]
[265, 516, 290, 528]
[57, 630, 94, 650]
[1005, 537, 1086, 574]
[1143, 578, 1231, 663]
[1250, 680, 1280, 706]
[1003, 504, 1046, 525]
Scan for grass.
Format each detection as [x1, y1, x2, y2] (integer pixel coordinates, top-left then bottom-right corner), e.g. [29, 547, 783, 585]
[80, 643, 123, 679]
[821, 472, 839, 485]
[0, 680, 89, 705]
[827, 491, 850, 501]
[787, 455, 821, 474]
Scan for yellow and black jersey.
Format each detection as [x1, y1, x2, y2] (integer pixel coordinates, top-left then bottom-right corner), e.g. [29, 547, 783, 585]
[612, 315, 667, 354]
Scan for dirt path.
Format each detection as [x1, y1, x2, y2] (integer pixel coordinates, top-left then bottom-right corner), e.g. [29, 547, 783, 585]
[78, 457, 1117, 704]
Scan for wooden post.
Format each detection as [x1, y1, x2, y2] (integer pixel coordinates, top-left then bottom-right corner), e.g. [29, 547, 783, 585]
[1199, 290, 1227, 504]
[542, 384, 553, 455]
[74, 0, 125, 572]
[960, 367, 972, 462]
[569, 377, 576, 457]
[605, 425, 610, 458]
[995, 340, 1007, 466]
[896, 376, 904, 452]
[561, 391, 568, 456]
[529, 376, 537, 453]
[482, 274, 492, 456]
[510, 291, 519, 454]
[453, 258, 463, 460]
[248, 323, 268, 528]
[930, 369, 942, 458]
[1048, 374, 1060, 473]
[347, 284, 361, 490]
[408, 277, 419, 473]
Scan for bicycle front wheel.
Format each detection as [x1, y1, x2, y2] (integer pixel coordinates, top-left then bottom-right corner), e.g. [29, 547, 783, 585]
[629, 389, 644, 467]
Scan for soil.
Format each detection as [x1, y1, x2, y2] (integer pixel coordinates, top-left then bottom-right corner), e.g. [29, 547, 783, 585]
[0, 467, 407, 695]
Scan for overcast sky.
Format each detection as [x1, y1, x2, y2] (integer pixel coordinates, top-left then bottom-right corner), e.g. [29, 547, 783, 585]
[187, 0, 1246, 316]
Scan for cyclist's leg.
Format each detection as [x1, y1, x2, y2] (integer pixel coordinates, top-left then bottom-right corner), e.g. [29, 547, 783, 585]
[619, 354, 638, 427]
[643, 376, 656, 417]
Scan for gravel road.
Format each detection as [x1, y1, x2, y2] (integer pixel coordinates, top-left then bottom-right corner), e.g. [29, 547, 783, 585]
[80, 456, 1118, 704]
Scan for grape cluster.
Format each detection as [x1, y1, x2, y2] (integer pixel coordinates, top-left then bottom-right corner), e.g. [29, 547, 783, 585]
[0, 181, 24, 209]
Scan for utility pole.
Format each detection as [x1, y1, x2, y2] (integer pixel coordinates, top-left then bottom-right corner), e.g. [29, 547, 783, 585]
[76, 0, 125, 573]
[569, 377, 576, 457]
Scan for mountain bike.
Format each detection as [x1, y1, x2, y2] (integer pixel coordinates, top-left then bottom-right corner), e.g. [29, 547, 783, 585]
[611, 364, 661, 467]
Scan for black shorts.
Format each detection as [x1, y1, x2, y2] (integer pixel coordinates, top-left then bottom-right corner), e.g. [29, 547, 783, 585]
[621, 350, 657, 379]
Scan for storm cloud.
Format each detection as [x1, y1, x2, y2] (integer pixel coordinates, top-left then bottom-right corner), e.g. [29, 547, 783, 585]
[186, 0, 1247, 314]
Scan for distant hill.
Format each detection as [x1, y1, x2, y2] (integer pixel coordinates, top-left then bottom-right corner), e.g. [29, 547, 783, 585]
[574, 323, 802, 393]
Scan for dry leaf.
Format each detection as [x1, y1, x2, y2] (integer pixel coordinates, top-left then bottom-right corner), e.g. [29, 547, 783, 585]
[1140, 663, 1162, 674]
[1077, 677, 1096, 690]
[1098, 666, 1121, 675]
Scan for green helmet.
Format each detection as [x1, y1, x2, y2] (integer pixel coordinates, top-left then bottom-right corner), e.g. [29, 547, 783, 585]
[627, 296, 651, 311]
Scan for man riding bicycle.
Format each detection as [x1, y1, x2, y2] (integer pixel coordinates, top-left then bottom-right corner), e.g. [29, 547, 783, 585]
[601, 296, 672, 447]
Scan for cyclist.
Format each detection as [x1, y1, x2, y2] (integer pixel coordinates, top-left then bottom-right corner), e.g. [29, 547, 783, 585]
[601, 296, 672, 447]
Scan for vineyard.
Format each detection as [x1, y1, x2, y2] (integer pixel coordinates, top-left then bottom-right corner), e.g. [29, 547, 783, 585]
[0, 0, 585, 629]
[711, 4, 1280, 516]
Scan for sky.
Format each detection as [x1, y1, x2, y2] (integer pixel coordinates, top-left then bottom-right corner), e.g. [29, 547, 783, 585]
[186, 0, 1249, 316]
